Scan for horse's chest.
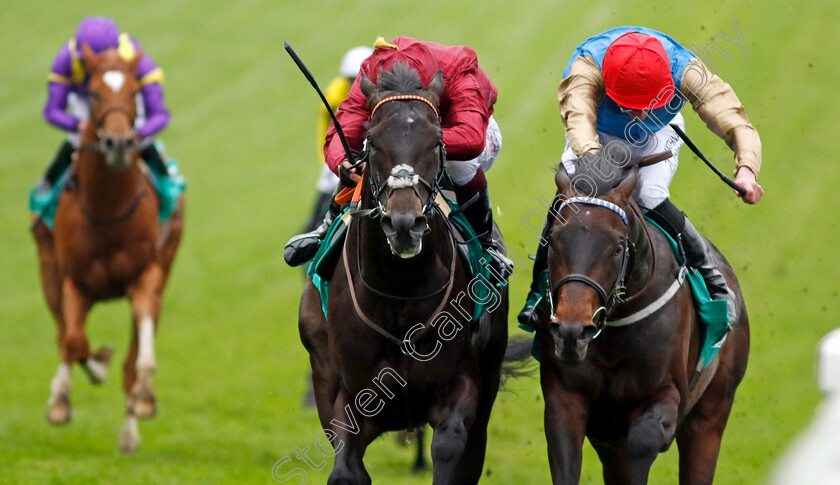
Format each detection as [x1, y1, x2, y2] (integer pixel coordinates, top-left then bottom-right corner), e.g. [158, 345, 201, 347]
[63, 239, 156, 295]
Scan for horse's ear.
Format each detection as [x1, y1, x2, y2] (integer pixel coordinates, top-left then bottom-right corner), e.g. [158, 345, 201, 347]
[426, 69, 444, 104]
[606, 167, 639, 205]
[129, 47, 144, 73]
[555, 163, 572, 196]
[80, 43, 99, 71]
[359, 72, 377, 101]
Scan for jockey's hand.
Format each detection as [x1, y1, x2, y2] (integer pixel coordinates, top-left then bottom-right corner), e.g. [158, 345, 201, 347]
[77, 120, 88, 134]
[339, 159, 364, 187]
[734, 166, 763, 204]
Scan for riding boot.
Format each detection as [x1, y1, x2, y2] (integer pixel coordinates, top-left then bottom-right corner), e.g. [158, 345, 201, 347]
[517, 206, 552, 328]
[457, 182, 513, 281]
[140, 144, 171, 179]
[284, 187, 342, 267]
[647, 199, 737, 324]
[682, 218, 737, 324]
[38, 141, 75, 193]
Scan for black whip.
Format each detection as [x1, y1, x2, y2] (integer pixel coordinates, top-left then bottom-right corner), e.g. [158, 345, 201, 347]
[284, 41, 356, 165]
[670, 123, 746, 196]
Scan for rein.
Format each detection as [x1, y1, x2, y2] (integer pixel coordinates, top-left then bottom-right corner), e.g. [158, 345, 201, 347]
[78, 184, 148, 226]
[342, 91, 459, 351]
[547, 196, 688, 334]
[342, 222, 458, 352]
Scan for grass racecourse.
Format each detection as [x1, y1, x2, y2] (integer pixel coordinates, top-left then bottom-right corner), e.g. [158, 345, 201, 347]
[1, 0, 839, 483]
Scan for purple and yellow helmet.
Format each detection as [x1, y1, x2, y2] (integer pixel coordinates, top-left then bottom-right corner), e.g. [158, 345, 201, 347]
[75, 16, 120, 53]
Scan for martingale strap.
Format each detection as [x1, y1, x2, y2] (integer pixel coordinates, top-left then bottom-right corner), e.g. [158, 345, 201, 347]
[606, 266, 688, 326]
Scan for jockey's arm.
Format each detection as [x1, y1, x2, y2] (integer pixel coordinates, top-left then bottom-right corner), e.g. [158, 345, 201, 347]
[324, 77, 369, 174]
[680, 58, 763, 203]
[558, 56, 604, 156]
[44, 45, 81, 132]
[134, 54, 170, 139]
[440, 68, 488, 161]
[44, 82, 80, 132]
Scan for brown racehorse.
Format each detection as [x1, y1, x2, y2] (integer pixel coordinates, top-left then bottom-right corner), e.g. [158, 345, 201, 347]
[298, 63, 508, 484]
[535, 156, 749, 484]
[31, 44, 183, 452]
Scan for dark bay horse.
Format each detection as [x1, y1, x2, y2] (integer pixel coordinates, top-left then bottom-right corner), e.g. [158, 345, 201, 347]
[298, 63, 508, 484]
[536, 158, 749, 484]
[32, 44, 183, 452]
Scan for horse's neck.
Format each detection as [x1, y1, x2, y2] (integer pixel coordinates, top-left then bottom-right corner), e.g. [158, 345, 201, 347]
[75, 150, 142, 216]
[625, 209, 656, 293]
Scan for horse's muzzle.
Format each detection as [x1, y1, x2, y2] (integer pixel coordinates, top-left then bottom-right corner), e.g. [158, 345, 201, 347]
[549, 321, 599, 364]
[99, 133, 139, 170]
[381, 212, 429, 258]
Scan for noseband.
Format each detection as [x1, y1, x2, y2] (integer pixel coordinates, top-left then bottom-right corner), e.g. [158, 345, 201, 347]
[548, 196, 634, 336]
[355, 95, 446, 219]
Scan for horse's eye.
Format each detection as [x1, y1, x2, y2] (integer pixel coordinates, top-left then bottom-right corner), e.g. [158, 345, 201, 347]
[614, 244, 624, 256]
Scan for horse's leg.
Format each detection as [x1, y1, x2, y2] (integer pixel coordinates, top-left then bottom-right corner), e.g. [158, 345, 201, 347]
[327, 390, 377, 485]
[35, 221, 114, 386]
[299, 281, 337, 430]
[412, 427, 427, 472]
[676, 364, 742, 484]
[157, 197, 184, 281]
[120, 263, 164, 452]
[46, 278, 93, 424]
[126, 264, 164, 419]
[626, 389, 680, 485]
[34, 220, 71, 425]
[542, 365, 589, 484]
[428, 373, 479, 485]
[591, 441, 633, 485]
[449, 307, 507, 484]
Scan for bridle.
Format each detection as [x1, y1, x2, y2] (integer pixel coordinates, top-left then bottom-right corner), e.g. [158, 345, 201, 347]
[77, 64, 139, 156]
[547, 196, 635, 338]
[351, 94, 446, 220]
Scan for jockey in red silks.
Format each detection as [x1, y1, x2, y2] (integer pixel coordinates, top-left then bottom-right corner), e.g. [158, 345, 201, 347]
[37, 16, 173, 196]
[284, 36, 510, 276]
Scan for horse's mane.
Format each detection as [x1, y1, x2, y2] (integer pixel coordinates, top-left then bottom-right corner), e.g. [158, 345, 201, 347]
[375, 61, 425, 95]
[561, 142, 638, 197]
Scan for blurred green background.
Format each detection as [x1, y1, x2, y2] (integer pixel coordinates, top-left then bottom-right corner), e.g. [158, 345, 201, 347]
[1, 0, 838, 483]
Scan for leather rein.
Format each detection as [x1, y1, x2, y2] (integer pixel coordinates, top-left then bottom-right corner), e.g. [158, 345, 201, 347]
[342, 94, 459, 352]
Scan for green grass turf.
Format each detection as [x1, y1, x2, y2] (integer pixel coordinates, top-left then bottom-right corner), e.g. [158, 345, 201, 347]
[1, 0, 838, 483]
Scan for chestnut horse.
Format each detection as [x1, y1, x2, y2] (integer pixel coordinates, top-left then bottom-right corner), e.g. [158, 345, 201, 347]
[32, 44, 183, 452]
[535, 158, 749, 484]
[298, 63, 508, 484]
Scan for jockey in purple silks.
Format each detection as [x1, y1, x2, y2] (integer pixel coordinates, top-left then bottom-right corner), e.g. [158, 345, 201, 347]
[39, 16, 172, 192]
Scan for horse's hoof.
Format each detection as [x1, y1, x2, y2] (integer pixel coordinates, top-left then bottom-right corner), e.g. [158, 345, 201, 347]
[46, 395, 71, 425]
[84, 345, 114, 384]
[119, 415, 140, 453]
[130, 380, 157, 418]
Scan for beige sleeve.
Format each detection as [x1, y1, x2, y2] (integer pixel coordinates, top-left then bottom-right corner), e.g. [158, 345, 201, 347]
[558, 56, 605, 156]
[680, 58, 762, 176]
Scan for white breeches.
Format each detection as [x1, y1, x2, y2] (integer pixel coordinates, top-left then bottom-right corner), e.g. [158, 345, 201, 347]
[444, 115, 502, 186]
[561, 112, 686, 209]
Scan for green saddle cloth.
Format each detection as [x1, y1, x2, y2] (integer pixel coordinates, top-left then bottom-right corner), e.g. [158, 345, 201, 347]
[519, 216, 731, 372]
[307, 193, 499, 322]
[30, 142, 186, 230]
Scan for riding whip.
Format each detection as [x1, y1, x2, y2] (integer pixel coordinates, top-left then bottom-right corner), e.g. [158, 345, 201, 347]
[284, 41, 356, 165]
[669, 124, 746, 196]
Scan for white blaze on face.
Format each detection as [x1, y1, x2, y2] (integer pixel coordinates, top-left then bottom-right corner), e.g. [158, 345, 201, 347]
[103, 70, 126, 92]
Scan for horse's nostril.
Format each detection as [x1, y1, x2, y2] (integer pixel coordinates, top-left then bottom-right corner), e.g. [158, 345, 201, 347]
[412, 216, 429, 235]
[381, 215, 395, 235]
[105, 138, 115, 149]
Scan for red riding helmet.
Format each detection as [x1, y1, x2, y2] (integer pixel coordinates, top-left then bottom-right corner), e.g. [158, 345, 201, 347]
[602, 32, 675, 110]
